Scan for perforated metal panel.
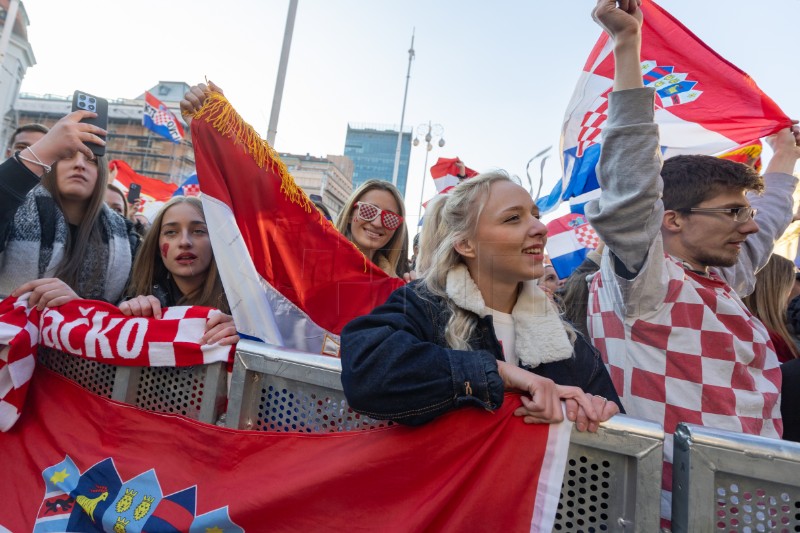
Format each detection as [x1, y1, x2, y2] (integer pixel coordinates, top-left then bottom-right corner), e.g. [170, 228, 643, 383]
[37, 348, 227, 424]
[251, 378, 392, 433]
[38, 346, 117, 398]
[672, 422, 800, 532]
[553, 417, 664, 532]
[713, 478, 800, 531]
[227, 345, 391, 433]
[555, 453, 615, 531]
[129, 366, 210, 420]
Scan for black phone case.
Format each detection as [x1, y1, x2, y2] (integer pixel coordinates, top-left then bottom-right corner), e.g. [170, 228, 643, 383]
[71, 90, 108, 157]
[127, 183, 141, 203]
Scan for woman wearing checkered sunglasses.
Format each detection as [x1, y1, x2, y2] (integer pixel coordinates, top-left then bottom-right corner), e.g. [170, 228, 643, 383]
[335, 179, 409, 278]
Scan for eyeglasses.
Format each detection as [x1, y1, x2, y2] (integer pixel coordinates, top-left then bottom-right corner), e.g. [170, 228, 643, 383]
[354, 201, 404, 230]
[676, 206, 757, 223]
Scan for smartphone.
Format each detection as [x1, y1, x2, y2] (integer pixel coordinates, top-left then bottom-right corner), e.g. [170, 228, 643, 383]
[127, 183, 142, 204]
[71, 90, 108, 157]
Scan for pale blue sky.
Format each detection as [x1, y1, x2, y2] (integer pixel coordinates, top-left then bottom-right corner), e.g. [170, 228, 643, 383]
[21, 1, 800, 225]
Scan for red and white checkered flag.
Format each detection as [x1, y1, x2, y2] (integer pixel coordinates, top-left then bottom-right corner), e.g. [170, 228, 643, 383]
[0, 294, 234, 431]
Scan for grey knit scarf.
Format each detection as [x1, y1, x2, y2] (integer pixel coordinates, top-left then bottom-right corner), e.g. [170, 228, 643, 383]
[0, 185, 131, 302]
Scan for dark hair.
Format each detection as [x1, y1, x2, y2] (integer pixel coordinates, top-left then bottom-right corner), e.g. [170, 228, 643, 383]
[661, 155, 763, 211]
[8, 123, 49, 148]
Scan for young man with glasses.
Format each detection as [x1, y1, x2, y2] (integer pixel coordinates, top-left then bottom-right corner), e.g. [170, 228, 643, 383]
[586, 0, 800, 525]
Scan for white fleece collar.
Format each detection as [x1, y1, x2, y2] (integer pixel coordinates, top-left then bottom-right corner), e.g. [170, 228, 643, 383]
[445, 263, 573, 367]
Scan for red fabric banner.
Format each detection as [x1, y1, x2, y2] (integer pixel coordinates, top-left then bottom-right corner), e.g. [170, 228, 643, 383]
[0, 366, 571, 532]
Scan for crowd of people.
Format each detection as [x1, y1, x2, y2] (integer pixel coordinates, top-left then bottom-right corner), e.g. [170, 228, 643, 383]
[1, 0, 800, 526]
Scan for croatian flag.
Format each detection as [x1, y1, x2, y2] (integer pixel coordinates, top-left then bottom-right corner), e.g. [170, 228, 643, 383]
[189, 92, 405, 355]
[109, 160, 178, 222]
[537, 0, 791, 214]
[143, 91, 185, 144]
[0, 366, 572, 532]
[545, 213, 600, 279]
[430, 157, 478, 195]
[172, 173, 201, 197]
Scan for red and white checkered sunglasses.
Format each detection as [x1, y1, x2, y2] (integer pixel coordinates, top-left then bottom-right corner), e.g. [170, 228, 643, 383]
[354, 201, 404, 230]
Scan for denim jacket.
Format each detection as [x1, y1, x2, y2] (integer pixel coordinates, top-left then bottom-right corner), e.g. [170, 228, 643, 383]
[340, 281, 622, 426]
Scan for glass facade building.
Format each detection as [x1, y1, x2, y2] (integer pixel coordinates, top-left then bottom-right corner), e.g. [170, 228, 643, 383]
[344, 124, 412, 197]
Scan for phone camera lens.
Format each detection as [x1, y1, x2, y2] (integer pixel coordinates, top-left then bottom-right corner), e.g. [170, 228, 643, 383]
[88, 104, 95, 111]
[79, 94, 86, 101]
[89, 97, 96, 103]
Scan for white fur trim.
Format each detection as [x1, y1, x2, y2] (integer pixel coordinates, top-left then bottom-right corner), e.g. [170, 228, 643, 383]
[445, 264, 572, 367]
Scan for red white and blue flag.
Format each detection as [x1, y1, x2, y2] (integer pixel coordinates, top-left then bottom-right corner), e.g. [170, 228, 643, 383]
[0, 366, 572, 532]
[190, 92, 405, 355]
[109, 159, 179, 222]
[172, 173, 201, 197]
[537, 0, 791, 214]
[545, 213, 600, 279]
[143, 91, 185, 144]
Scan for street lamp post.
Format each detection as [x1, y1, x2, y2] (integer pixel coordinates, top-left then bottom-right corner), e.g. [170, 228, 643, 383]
[413, 121, 444, 231]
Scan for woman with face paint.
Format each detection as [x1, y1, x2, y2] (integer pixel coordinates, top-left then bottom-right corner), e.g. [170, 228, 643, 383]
[119, 196, 238, 346]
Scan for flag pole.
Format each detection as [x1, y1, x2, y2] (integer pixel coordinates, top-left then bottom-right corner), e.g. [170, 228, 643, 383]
[391, 29, 415, 189]
[266, 0, 299, 147]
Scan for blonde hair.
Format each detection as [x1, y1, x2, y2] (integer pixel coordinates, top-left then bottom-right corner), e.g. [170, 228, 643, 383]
[127, 196, 230, 312]
[418, 170, 575, 350]
[42, 155, 110, 292]
[743, 254, 799, 359]
[335, 179, 407, 277]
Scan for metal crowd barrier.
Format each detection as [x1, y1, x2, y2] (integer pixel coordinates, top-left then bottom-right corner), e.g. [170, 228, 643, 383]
[672, 422, 800, 532]
[38, 347, 227, 424]
[228, 340, 665, 532]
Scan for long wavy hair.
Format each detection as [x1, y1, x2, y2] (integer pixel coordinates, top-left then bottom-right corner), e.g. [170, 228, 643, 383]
[743, 254, 799, 359]
[127, 196, 230, 313]
[417, 170, 574, 350]
[335, 179, 408, 277]
[41, 154, 110, 291]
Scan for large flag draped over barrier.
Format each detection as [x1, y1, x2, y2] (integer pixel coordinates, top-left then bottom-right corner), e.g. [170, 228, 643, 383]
[0, 295, 233, 431]
[0, 366, 572, 532]
[188, 92, 405, 355]
[537, 0, 791, 215]
[109, 160, 179, 221]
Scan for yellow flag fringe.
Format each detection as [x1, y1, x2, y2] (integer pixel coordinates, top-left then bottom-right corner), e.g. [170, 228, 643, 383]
[187, 91, 314, 214]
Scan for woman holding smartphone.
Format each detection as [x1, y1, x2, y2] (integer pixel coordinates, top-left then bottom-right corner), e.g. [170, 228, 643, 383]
[0, 110, 139, 306]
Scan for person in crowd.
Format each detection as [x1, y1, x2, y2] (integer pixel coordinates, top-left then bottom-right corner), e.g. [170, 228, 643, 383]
[334, 179, 408, 279]
[340, 171, 621, 430]
[180, 83, 409, 279]
[409, 232, 420, 271]
[5, 123, 48, 158]
[743, 254, 799, 362]
[119, 196, 238, 345]
[310, 194, 333, 221]
[539, 263, 561, 301]
[585, 0, 800, 523]
[1, 111, 138, 307]
[105, 183, 128, 217]
[560, 243, 604, 338]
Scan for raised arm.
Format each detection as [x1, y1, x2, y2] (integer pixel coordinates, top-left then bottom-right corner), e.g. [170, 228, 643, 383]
[585, 0, 663, 275]
[720, 125, 800, 295]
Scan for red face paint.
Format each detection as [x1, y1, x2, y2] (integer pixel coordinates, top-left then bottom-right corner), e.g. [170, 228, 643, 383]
[161, 243, 169, 258]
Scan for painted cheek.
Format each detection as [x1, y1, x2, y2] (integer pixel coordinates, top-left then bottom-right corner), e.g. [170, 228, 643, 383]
[161, 243, 169, 258]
